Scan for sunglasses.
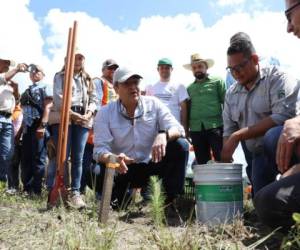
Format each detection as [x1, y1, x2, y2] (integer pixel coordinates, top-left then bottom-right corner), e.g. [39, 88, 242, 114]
[226, 59, 250, 74]
[285, 2, 300, 23]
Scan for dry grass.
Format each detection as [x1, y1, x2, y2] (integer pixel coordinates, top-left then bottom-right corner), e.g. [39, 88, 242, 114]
[0, 183, 289, 250]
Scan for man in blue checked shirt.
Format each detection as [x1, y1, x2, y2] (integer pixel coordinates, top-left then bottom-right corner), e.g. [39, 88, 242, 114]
[93, 67, 189, 212]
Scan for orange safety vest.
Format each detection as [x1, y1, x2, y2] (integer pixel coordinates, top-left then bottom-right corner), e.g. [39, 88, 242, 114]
[86, 78, 117, 145]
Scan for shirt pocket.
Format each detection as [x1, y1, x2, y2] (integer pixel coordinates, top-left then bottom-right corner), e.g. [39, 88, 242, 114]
[229, 99, 240, 123]
[251, 95, 270, 116]
[139, 114, 158, 134]
[110, 124, 131, 140]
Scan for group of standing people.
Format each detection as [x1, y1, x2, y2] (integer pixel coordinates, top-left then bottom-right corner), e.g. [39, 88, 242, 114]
[1, 0, 300, 229]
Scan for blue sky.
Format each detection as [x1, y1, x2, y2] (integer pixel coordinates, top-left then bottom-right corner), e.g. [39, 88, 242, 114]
[29, 0, 285, 31]
[1, 0, 296, 167]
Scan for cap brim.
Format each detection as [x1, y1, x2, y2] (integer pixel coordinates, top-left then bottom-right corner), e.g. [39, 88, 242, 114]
[118, 73, 143, 83]
[183, 59, 214, 70]
[107, 63, 119, 68]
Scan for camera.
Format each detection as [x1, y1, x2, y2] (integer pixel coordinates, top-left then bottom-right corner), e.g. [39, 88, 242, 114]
[26, 64, 38, 74]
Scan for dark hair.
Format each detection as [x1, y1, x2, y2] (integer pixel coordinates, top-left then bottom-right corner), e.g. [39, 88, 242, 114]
[230, 32, 251, 44]
[227, 39, 256, 58]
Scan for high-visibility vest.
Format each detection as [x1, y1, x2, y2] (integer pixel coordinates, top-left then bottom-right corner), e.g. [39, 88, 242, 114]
[86, 78, 117, 145]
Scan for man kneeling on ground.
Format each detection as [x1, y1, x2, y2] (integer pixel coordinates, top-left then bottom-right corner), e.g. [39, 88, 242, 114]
[93, 67, 189, 212]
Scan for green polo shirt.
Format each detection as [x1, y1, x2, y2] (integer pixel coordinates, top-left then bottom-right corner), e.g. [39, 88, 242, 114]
[187, 76, 226, 131]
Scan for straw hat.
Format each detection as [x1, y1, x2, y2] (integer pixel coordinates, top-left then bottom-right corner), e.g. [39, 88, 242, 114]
[183, 53, 214, 70]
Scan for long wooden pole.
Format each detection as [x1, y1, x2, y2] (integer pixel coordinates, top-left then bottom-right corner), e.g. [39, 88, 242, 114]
[48, 21, 77, 207]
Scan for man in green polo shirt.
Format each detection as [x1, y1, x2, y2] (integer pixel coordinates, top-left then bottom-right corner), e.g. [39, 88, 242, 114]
[185, 53, 226, 164]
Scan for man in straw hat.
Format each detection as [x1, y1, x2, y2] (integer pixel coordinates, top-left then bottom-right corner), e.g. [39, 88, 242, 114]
[254, 0, 300, 230]
[0, 58, 27, 185]
[184, 53, 226, 165]
[222, 34, 299, 196]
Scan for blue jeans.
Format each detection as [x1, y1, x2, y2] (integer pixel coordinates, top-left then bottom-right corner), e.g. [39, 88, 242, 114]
[0, 121, 14, 182]
[249, 126, 284, 195]
[47, 124, 89, 192]
[80, 143, 95, 193]
[21, 125, 48, 194]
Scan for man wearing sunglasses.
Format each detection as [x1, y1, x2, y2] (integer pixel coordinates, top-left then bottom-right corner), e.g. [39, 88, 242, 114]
[254, 0, 300, 230]
[221, 37, 299, 196]
[93, 67, 188, 213]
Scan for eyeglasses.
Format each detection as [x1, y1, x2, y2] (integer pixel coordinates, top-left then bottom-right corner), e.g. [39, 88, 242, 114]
[285, 2, 300, 23]
[226, 59, 250, 74]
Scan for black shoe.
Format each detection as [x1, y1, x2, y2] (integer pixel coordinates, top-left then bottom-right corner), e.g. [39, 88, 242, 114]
[164, 199, 184, 226]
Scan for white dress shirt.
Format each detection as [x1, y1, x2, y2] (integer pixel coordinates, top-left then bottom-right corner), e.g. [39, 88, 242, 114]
[93, 96, 184, 163]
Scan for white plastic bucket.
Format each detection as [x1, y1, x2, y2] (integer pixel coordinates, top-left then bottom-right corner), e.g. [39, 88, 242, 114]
[193, 163, 243, 225]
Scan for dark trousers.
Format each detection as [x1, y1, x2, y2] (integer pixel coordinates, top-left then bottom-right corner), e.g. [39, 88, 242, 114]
[190, 126, 223, 164]
[254, 126, 300, 229]
[254, 172, 300, 230]
[112, 138, 189, 203]
[21, 126, 48, 194]
[8, 143, 22, 189]
[89, 138, 189, 202]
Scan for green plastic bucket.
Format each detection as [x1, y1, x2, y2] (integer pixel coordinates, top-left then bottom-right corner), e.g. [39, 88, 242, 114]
[193, 163, 243, 225]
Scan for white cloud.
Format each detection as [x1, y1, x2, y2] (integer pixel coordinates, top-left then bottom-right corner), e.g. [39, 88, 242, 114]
[1, 0, 298, 168]
[217, 0, 246, 6]
[0, 1, 299, 93]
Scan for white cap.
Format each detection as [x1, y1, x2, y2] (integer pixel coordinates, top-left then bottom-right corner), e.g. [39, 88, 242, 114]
[113, 67, 143, 85]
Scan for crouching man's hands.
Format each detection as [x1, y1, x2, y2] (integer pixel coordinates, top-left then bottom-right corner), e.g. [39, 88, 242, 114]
[221, 134, 239, 163]
[276, 117, 300, 173]
[152, 132, 167, 163]
[114, 153, 135, 174]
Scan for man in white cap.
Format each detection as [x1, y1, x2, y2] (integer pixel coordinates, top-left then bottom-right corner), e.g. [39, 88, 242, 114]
[0, 58, 27, 184]
[184, 53, 226, 165]
[93, 67, 188, 213]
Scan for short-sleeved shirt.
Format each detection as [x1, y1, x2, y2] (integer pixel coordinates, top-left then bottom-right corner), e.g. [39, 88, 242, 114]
[223, 66, 299, 153]
[22, 82, 52, 128]
[145, 81, 189, 122]
[0, 75, 15, 123]
[187, 76, 226, 131]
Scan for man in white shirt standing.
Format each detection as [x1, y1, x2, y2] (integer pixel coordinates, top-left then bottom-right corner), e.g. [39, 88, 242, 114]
[93, 67, 189, 212]
[0, 58, 27, 185]
[146, 58, 189, 135]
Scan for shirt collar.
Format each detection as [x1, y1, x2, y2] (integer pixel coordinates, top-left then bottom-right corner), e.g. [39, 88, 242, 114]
[118, 98, 144, 121]
[193, 74, 211, 84]
[233, 65, 266, 93]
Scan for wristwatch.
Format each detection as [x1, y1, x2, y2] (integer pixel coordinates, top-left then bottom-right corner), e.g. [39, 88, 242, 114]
[158, 130, 169, 141]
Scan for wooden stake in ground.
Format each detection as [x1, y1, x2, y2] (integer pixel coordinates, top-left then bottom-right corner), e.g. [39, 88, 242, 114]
[48, 21, 77, 207]
[99, 155, 119, 224]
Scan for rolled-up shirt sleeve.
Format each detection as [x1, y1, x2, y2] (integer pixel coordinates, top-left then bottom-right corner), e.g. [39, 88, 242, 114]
[93, 105, 113, 161]
[269, 70, 299, 125]
[223, 92, 238, 137]
[155, 98, 185, 135]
